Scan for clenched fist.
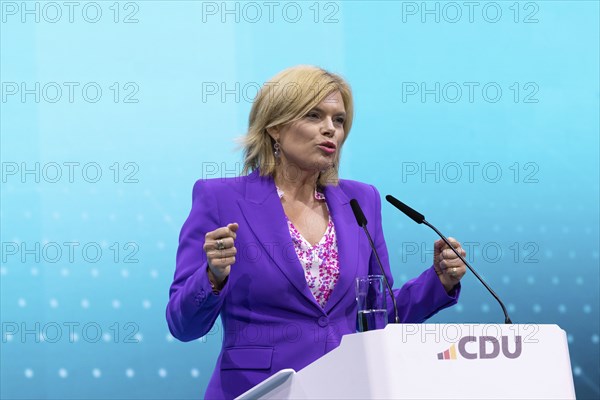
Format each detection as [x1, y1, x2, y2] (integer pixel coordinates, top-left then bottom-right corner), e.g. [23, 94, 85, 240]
[203, 222, 239, 290]
[433, 237, 467, 293]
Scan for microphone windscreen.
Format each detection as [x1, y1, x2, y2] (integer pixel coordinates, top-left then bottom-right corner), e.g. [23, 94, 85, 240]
[350, 199, 368, 227]
[385, 195, 425, 224]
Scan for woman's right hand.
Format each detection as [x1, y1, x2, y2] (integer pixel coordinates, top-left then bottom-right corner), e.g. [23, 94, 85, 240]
[203, 222, 239, 288]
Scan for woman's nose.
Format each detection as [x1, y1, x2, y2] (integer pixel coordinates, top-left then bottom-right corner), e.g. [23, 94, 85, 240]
[321, 118, 335, 136]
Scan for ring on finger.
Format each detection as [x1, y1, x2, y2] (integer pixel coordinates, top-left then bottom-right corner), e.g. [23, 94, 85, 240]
[216, 239, 225, 250]
[450, 267, 458, 278]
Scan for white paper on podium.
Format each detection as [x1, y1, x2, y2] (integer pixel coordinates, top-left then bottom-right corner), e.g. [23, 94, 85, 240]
[236, 369, 296, 400]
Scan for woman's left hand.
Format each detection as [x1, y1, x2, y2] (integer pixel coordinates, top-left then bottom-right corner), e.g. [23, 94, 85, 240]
[433, 237, 467, 293]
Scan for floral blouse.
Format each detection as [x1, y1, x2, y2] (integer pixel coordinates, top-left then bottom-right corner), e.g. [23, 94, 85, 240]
[277, 186, 340, 308]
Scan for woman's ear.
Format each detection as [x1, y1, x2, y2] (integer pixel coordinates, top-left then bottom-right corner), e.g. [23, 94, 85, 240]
[266, 126, 279, 142]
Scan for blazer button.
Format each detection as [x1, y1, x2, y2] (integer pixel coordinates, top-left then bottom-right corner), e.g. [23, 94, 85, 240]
[195, 289, 207, 306]
[317, 316, 329, 327]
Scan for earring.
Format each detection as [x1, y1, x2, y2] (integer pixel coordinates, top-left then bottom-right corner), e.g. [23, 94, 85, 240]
[274, 141, 281, 158]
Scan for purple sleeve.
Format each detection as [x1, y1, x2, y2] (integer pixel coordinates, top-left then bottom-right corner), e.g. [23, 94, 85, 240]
[368, 185, 460, 323]
[165, 180, 231, 342]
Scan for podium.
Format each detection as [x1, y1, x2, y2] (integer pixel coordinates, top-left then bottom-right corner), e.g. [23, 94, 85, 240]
[237, 324, 575, 399]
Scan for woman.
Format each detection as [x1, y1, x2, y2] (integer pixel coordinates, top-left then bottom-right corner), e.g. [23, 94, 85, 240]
[166, 65, 467, 399]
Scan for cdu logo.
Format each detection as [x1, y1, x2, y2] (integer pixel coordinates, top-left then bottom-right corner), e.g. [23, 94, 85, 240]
[437, 336, 522, 360]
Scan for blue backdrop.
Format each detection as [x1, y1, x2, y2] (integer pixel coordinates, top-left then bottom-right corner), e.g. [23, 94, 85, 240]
[1, 1, 599, 398]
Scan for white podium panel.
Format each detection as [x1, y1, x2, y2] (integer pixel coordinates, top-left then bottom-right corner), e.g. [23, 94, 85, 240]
[238, 324, 575, 399]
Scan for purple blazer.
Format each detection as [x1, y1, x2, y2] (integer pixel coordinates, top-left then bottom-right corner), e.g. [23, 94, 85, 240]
[166, 169, 460, 399]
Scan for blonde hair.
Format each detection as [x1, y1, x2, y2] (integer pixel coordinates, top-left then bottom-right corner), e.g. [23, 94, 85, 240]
[241, 65, 354, 186]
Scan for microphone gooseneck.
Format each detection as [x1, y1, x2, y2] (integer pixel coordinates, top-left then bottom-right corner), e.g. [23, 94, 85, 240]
[385, 195, 513, 324]
[350, 199, 400, 324]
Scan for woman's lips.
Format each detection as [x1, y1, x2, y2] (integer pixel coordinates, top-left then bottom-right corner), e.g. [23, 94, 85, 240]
[317, 145, 336, 154]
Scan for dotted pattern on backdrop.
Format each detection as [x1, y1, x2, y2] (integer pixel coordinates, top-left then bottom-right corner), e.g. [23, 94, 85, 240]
[2, 1, 599, 399]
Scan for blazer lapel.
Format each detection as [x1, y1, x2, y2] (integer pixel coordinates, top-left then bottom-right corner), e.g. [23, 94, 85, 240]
[323, 184, 360, 314]
[237, 170, 321, 310]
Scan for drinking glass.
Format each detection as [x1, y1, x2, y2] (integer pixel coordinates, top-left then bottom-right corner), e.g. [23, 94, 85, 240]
[355, 275, 388, 332]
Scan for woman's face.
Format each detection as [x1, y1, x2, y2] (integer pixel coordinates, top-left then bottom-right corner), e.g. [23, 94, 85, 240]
[270, 91, 346, 177]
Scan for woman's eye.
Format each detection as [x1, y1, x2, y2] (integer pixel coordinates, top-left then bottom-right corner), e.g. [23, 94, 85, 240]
[307, 112, 319, 119]
[335, 117, 345, 124]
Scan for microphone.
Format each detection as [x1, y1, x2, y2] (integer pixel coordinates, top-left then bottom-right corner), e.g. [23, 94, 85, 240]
[385, 195, 513, 324]
[350, 199, 399, 324]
